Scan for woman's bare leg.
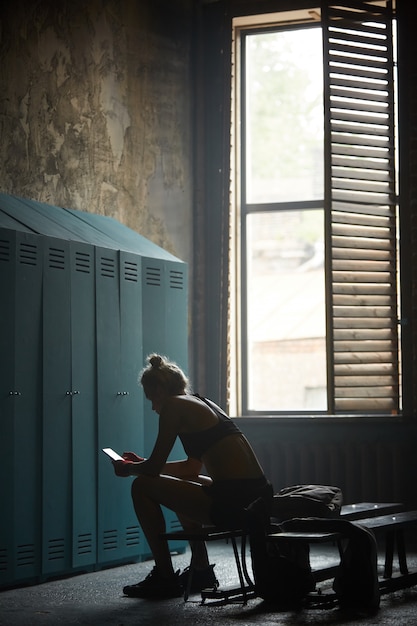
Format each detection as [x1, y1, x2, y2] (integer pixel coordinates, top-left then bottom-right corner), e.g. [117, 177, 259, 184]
[176, 513, 210, 569]
[131, 474, 213, 577]
[177, 473, 213, 569]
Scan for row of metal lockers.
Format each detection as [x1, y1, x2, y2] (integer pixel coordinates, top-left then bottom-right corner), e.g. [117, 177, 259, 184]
[0, 200, 188, 588]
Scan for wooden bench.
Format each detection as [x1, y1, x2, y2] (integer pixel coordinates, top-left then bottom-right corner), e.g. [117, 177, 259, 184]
[267, 502, 405, 583]
[359, 510, 417, 587]
[267, 509, 417, 595]
[340, 501, 404, 520]
[163, 501, 404, 603]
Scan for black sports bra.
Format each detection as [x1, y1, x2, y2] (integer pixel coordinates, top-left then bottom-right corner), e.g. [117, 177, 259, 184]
[179, 394, 240, 461]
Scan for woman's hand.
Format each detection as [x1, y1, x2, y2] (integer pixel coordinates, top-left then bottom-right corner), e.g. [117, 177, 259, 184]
[112, 459, 135, 477]
[123, 451, 145, 462]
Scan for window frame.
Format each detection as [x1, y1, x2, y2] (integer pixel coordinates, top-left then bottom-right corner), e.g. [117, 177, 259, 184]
[231, 1, 400, 417]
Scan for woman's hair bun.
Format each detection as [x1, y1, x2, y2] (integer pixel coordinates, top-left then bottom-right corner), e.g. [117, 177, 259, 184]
[140, 353, 190, 395]
[149, 354, 163, 368]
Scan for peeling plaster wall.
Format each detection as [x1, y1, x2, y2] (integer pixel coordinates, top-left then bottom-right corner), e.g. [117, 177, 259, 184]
[0, 0, 193, 263]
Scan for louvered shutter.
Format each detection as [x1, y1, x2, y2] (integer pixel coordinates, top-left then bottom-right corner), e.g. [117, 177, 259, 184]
[322, 0, 399, 413]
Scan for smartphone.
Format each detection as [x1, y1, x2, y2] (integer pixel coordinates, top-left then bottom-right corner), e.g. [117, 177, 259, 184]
[102, 447, 124, 461]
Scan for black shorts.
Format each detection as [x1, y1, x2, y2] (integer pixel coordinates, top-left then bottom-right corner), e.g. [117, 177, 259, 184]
[203, 476, 273, 528]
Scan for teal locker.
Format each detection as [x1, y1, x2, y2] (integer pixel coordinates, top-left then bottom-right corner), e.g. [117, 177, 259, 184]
[42, 238, 72, 576]
[0, 229, 16, 586]
[164, 261, 188, 373]
[141, 258, 167, 456]
[162, 260, 188, 542]
[141, 258, 188, 546]
[118, 251, 146, 558]
[96, 248, 144, 564]
[0, 230, 43, 586]
[70, 242, 97, 569]
[12, 233, 43, 582]
[119, 250, 144, 459]
[1, 195, 189, 583]
[141, 258, 188, 459]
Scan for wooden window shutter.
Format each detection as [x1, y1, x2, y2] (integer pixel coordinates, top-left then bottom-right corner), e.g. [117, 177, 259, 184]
[322, 1, 399, 413]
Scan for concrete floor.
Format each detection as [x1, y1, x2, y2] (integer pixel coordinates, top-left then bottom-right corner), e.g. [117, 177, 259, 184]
[1, 541, 417, 626]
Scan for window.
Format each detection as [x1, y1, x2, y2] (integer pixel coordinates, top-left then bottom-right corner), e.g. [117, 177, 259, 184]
[231, 2, 399, 416]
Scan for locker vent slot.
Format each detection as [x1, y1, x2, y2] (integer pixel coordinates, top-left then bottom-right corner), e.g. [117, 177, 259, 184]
[0, 547, 8, 571]
[169, 270, 184, 290]
[0, 239, 10, 262]
[169, 517, 183, 533]
[77, 533, 93, 555]
[75, 251, 92, 274]
[48, 247, 65, 270]
[124, 260, 138, 282]
[100, 257, 116, 278]
[47, 538, 65, 561]
[103, 529, 118, 551]
[145, 266, 161, 287]
[19, 242, 38, 266]
[16, 543, 36, 567]
[125, 526, 140, 547]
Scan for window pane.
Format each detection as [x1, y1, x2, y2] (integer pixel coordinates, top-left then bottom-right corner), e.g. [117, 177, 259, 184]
[245, 28, 324, 204]
[246, 210, 327, 411]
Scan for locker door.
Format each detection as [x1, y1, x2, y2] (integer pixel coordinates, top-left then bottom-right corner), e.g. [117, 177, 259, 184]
[118, 251, 145, 558]
[12, 233, 43, 582]
[163, 259, 188, 541]
[0, 229, 16, 586]
[141, 258, 187, 545]
[0, 230, 43, 586]
[141, 258, 188, 460]
[70, 242, 97, 568]
[96, 248, 143, 564]
[141, 259, 166, 456]
[164, 261, 188, 372]
[42, 238, 72, 576]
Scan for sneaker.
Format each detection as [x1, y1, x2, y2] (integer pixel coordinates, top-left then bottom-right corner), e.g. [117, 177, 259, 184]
[123, 567, 183, 599]
[178, 564, 218, 593]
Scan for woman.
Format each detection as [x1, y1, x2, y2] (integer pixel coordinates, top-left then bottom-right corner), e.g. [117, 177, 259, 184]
[113, 353, 272, 599]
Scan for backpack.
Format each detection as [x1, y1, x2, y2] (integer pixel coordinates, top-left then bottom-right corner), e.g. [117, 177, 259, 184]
[250, 530, 315, 606]
[246, 498, 315, 606]
[271, 484, 343, 521]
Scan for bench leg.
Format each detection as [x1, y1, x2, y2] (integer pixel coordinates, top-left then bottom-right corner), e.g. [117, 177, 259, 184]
[200, 535, 255, 604]
[384, 531, 394, 578]
[183, 564, 193, 602]
[240, 534, 255, 587]
[396, 530, 409, 576]
[383, 530, 409, 578]
[164, 529, 255, 603]
[231, 536, 249, 603]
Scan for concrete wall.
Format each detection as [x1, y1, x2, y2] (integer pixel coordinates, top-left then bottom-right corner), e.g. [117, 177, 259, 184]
[0, 0, 193, 264]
